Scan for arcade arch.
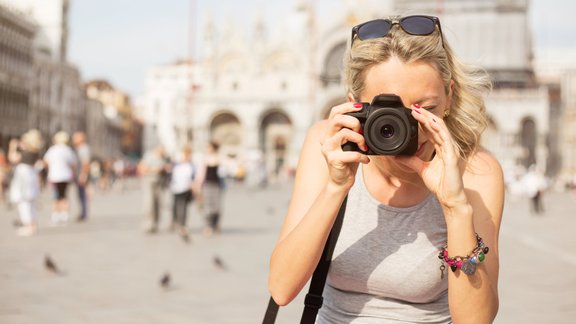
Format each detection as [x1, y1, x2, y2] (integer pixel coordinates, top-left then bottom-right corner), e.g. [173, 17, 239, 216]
[209, 111, 243, 157]
[259, 109, 293, 176]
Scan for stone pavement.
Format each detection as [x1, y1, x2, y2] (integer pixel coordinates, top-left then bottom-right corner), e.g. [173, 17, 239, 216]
[0, 178, 575, 323]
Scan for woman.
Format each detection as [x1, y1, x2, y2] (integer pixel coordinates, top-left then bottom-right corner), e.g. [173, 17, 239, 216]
[195, 141, 225, 236]
[8, 130, 44, 236]
[269, 15, 503, 323]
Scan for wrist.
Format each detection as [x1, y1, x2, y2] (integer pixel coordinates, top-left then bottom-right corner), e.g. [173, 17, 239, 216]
[440, 191, 471, 214]
[325, 180, 352, 197]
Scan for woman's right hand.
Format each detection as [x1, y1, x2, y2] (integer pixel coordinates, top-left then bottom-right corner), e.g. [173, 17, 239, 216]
[321, 102, 370, 189]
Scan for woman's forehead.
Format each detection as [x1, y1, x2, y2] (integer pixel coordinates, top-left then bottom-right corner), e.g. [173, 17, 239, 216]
[361, 58, 445, 103]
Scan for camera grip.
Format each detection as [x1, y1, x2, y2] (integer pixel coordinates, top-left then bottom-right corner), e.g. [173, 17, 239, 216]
[342, 141, 360, 152]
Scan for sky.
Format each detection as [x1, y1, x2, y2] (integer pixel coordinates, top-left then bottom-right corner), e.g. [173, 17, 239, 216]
[67, 0, 576, 99]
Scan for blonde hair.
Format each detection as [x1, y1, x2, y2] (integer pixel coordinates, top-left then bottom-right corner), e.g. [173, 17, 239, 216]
[21, 129, 44, 153]
[53, 131, 70, 145]
[344, 22, 491, 158]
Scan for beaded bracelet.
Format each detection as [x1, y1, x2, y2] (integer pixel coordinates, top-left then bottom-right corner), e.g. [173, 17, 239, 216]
[438, 233, 489, 278]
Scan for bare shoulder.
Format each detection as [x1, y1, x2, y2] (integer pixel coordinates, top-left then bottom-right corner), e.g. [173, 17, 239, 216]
[462, 148, 505, 227]
[463, 148, 504, 188]
[307, 119, 329, 141]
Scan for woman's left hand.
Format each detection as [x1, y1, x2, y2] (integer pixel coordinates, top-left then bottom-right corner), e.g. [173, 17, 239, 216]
[395, 106, 468, 210]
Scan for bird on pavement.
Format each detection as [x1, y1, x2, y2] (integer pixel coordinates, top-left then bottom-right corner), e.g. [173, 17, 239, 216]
[213, 255, 227, 271]
[160, 272, 171, 289]
[44, 254, 62, 275]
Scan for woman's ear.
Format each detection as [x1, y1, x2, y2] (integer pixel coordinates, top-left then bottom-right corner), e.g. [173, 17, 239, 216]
[347, 92, 356, 103]
[446, 80, 454, 108]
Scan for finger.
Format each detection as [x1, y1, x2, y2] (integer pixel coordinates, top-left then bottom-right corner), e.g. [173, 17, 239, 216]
[323, 128, 367, 152]
[411, 109, 446, 146]
[327, 114, 363, 137]
[325, 150, 370, 165]
[328, 102, 363, 120]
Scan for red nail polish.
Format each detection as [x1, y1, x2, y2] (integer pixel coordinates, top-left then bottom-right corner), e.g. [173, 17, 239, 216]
[413, 104, 421, 108]
[359, 128, 364, 135]
[353, 103, 363, 109]
[433, 118, 437, 123]
[415, 110, 421, 114]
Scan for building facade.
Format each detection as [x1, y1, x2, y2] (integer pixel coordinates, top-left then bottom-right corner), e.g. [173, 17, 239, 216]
[0, 0, 137, 163]
[84, 80, 141, 160]
[0, 3, 35, 151]
[141, 0, 555, 180]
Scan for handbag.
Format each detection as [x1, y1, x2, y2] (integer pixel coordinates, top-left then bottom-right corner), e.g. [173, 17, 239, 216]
[262, 196, 348, 324]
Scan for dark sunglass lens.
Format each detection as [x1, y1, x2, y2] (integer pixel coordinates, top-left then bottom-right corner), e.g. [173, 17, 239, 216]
[401, 16, 435, 35]
[358, 20, 391, 40]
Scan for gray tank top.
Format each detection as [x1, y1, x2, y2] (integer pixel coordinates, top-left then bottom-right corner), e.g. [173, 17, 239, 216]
[317, 168, 451, 323]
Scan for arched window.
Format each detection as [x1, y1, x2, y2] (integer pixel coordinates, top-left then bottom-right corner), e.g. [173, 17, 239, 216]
[321, 42, 346, 87]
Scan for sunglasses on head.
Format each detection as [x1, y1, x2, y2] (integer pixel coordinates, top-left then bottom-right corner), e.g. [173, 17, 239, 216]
[351, 15, 443, 46]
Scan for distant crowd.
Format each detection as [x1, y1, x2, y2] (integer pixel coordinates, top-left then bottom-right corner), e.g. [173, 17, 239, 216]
[0, 129, 293, 239]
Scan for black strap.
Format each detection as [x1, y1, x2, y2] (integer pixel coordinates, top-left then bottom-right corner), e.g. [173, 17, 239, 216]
[300, 196, 347, 323]
[262, 297, 279, 324]
[262, 196, 348, 324]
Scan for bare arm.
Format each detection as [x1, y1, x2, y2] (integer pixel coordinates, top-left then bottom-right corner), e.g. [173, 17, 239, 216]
[8, 139, 21, 164]
[397, 105, 503, 323]
[269, 102, 369, 305]
[446, 150, 504, 323]
[268, 122, 345, 305]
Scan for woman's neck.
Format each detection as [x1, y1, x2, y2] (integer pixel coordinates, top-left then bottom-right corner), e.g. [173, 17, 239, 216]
[361, 158, 430, 207]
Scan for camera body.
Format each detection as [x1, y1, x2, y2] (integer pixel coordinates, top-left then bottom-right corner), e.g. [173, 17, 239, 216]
[342, 94, 418, 155]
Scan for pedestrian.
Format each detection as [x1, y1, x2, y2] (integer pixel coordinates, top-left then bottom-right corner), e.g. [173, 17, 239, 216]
[522, 164, 546, 215]
[43, 131, 77, 225]
[195, 141, 224, 236]
[169, 146, 196, 240]
[268, 15, 504, 323]
[137, 145, 170, 233]
[8, 129, 44, 236]
[0, 148, 8, 204]
[112, 158, 126, 191]
[72, 131, 91, 222]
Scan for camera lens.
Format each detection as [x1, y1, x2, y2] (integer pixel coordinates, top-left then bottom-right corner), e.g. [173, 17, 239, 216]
[364, 109, 410, 155]
[381, 125, 395, 138]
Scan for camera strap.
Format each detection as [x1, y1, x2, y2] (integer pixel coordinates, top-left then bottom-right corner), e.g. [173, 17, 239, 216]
[262, 196, 348, 324]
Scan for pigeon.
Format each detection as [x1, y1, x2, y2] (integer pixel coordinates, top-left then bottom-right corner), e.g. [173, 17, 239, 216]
[213, 255, 227, 271]
[44, 254, 62, 274]
[160, 272, 171, 288]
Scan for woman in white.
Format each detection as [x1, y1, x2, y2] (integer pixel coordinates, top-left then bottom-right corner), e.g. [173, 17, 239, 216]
[8, 129, 44, 236]
[43, 131, 78, 224]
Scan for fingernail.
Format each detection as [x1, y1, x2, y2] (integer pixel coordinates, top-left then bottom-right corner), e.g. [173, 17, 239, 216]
[413, 104, 421, 109]
[433, 118, 437, 123]
[414, 109, 421, 114]
[353, 103, 363, 109]
[359, 128, 364, 135]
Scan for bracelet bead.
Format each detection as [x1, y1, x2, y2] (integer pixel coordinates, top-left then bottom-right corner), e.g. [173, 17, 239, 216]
[438, 233, 489, 277]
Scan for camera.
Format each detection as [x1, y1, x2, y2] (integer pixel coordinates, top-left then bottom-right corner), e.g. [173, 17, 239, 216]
[342, 94, 418, 155]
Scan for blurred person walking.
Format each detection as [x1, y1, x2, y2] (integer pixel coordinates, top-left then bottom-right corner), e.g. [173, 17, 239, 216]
[8, 129, 44, 236]
[523, 164, 547, 215]
[169, 146, 196, 240]
[72, 131, 91, 222]
[195, 141, 224, 236]
[138, 145, 170, 233]
[0, 148, 8, 204]
[112, 158, 126, 191]
[43, 131, 77, 225]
